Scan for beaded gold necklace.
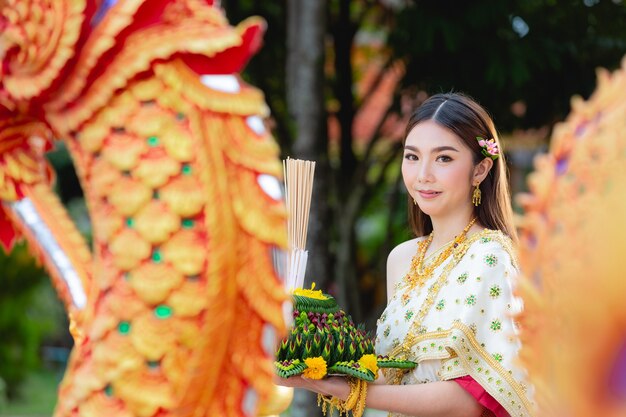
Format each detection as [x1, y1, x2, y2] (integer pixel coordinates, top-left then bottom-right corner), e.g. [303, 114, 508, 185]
[401, 217, 477, 305]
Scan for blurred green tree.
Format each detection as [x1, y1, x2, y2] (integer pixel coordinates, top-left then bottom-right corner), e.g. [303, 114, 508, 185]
[0, 244, 64, 399]
[389, 0, 626, 129]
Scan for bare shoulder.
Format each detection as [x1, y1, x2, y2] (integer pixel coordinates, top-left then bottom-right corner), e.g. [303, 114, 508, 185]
[387, 237, 421, 263]
[386, 237, 423, 301]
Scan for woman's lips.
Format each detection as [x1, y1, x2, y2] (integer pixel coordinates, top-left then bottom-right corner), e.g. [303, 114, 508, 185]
[417, 190, 441, 199]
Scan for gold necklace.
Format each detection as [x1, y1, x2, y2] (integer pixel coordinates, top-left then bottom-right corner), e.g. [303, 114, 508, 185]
[422, 238, 455, 264]
[401, 217, 477, 305]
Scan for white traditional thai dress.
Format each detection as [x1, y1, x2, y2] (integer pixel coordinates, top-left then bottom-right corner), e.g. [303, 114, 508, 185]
[376, 229, 533, 417]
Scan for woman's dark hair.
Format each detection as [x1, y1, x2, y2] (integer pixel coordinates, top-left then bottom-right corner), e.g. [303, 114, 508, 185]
[404, 92, 518, 243]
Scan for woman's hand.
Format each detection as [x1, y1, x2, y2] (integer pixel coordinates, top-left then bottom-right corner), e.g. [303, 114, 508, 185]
[274, 375, 350, 400]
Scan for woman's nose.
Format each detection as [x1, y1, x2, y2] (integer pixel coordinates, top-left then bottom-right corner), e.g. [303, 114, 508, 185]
[417, 161, 434, 183]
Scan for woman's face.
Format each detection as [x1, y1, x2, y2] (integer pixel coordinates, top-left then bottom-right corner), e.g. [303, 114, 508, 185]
[402, 120, 476, 220]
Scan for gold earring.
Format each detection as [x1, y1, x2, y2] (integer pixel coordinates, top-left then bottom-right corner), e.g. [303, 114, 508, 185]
[472, 183, 481, 206]
[413, 198, 417, 205]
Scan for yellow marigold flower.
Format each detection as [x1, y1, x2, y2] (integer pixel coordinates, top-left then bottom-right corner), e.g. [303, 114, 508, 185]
[303, 356, 327, 380]
[293, 282, 328, 300]
[358, 354, 379, 377]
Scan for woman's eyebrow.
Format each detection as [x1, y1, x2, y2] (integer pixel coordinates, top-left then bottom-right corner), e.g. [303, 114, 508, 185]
[404, 145, 459, 153]
[433, 146, 459, 153]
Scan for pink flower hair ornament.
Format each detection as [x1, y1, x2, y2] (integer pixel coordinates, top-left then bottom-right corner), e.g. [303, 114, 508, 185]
[476, 137, 500, 160]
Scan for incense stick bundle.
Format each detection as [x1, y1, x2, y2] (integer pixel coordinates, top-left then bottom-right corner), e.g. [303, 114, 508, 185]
[283, 157, 316, 290]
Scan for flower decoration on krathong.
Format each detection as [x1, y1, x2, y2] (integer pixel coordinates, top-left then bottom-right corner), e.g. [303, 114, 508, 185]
[293, 282, 329, 300]
[476, 137, 500, 160]
[358, 354, 379, 375]
[303, 356, 328, 379]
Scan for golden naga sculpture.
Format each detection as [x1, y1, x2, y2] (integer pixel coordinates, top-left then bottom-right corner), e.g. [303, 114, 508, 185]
[518, 57, 626, 417]
[0, 1, 288, 416]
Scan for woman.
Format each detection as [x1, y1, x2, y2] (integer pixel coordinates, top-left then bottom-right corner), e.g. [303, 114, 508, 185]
[279, 93, 533, 417]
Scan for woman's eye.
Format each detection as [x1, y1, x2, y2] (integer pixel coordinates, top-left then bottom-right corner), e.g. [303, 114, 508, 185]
[404, 153, 418, 161]
[437, 155, 452, 162]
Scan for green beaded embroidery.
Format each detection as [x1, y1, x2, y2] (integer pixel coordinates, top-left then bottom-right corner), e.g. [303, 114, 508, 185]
[484, 254, 498, 267]
[489, 285, 502, 298]
[404, 310, 414, 321]
[490, 319, 502, 332]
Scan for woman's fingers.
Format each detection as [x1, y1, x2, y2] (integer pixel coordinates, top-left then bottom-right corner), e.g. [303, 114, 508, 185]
[273, 375, 305, 388]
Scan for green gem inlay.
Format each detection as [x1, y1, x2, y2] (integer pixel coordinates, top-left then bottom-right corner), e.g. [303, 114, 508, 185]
[155, 305, 172, 319]
[126, 218, 134, 228]
[152, 249, 162, 263]
[147, 360, 160, 369]
[147, 136, 159, 146]
[153, 190, 160, 199]
[182, 219, 194, 229]
[182, 164, 192, 175]
[118, 321, 131, 334]
[176, 112, 186, 121]
[104, 384, 113, 397]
